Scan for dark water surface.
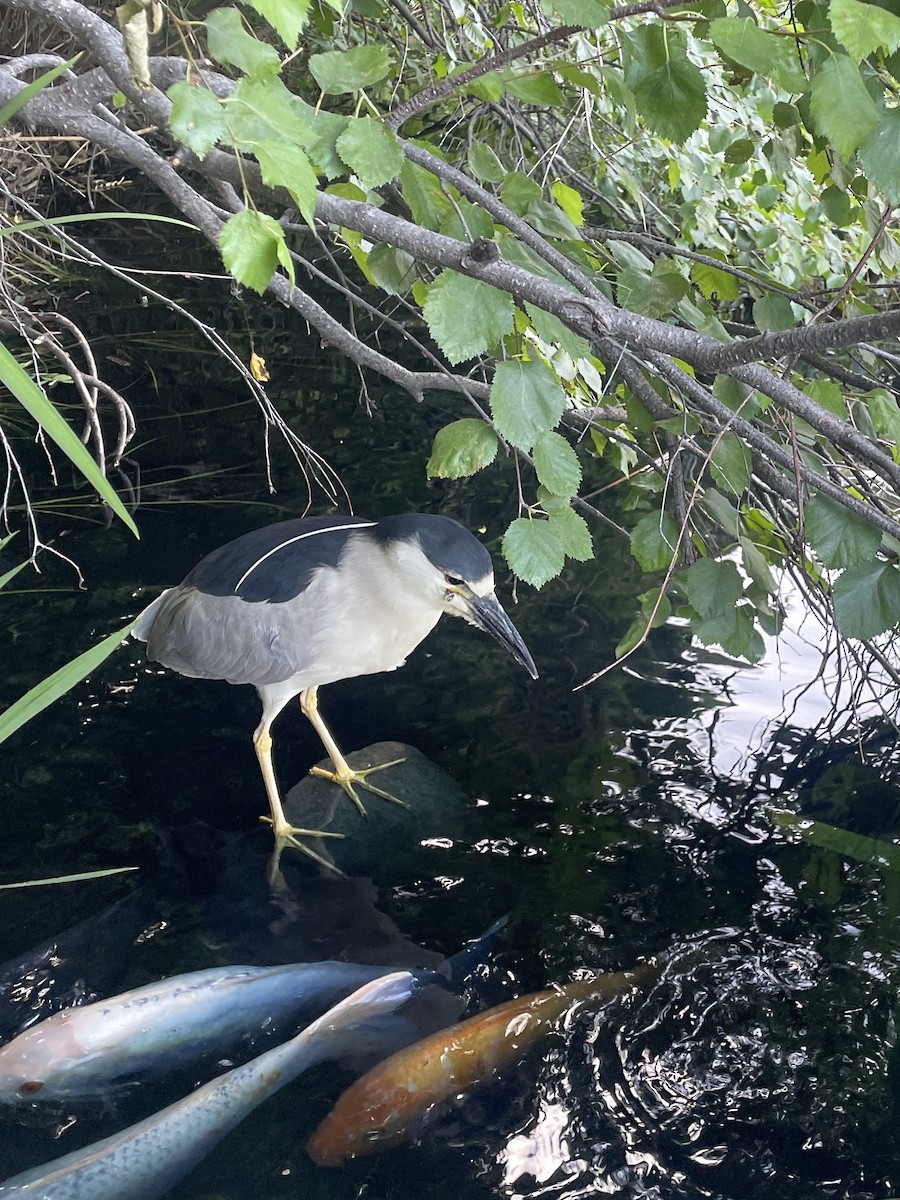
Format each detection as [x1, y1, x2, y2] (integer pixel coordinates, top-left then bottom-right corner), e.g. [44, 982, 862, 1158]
[1, 288, 899, 1199]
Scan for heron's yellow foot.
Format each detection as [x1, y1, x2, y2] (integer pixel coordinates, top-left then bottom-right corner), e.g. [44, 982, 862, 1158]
[309, 758, 408, 815]
[260, 815, 344, 873]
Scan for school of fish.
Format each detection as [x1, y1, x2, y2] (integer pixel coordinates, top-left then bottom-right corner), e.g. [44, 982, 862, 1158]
[0, 949, 658, 1197]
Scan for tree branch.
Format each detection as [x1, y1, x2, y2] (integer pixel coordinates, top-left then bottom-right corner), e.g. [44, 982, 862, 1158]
[702, 309, 900, 372]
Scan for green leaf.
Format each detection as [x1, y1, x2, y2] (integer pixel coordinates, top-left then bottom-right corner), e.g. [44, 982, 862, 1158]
[867, 388, 900, 444]
[0, 343, 138, 537]
[686, 557, 743, 619]
[503, 517, 565, 588]
[830, 0, 900, 60]
[859, 107, 900, 205]
[308, 45, 391, 93]
[505, 72, 564, 106]
[740, 537, 777, 595]
[533, 430, 582, 496]
[300, 103, 350, 179]
[616, 587, 672, 657]
[753, 294, 796, 331]
[550, 180, 584, 227]
[621, 25, 707, 143]
[206, 7, 282, 77]
[167, 82, 226, 158]
[709, 17, 806, 92]
[804, 379, 847, 418]
[617, 266, 690, 318]
[463, 72, 506, 103]
[523, 304, 592, 359]
[422, 272, 515, 365]
[678, 295, 730, 342]
[833, 560, 900, 638]
[255, 141, 318, 227]
[0, 622, 134, 744]
[809, 54, 879, 160]
[710, 431, 751, 496]
[693, 604, 759, 659]
[639, 585, 672, 626]
[247, 0, 310, 49]
[400, 160, 454, 230]
[629, 511, 679, 571]
[701, 487, 740, 536]
[615, 616, 647, 658]
[712, 375, 758, 418]
[335, 117, 405, 189]
[821, 184, 853, 226]
[549, 0, 610, 26]
[691, 255, 741, 302]
[525, 199, 580, 240]
[426, 419, 499, 478]
[219, 208, 293, 293]
[227, 76, 316, 146]
[804, 493, 882, 568]
[490, 359, 566, 451]
[724, 138, 755, 165]
[499, 171, 543, 215]
[467, 142, 505, 183]
[366, 244, 416, 294]
[773, 101, 800, 127]
[548, 506, 593, 560]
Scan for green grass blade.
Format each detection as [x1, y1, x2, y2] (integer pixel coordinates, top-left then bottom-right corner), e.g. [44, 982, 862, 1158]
[0, 620, 135, 744]
[0, 866, 138, 889]
[0, 56, 81, 128]
[0, 341, 139, 538]
[0, 212, 197, 238]
[0, 560, 28, 590]
[771, 808, 900, 872]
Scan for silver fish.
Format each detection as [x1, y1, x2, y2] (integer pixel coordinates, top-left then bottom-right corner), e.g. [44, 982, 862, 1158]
[0, 971, 415, 1199]
[0, 961, 412, 1102]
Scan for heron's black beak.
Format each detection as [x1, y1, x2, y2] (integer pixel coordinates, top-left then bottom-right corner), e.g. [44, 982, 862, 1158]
[468, 592, 538, 679]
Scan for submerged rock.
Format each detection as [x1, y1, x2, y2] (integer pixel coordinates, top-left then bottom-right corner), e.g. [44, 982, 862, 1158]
[283, 741, 471, 878]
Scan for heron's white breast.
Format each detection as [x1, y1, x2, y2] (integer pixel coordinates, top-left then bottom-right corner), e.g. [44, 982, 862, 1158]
[271, 537, 443, 690]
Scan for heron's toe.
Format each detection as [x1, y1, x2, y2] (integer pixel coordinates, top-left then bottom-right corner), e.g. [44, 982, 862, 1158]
[260, 815, 344, 873]
[309, 759, 410, 810]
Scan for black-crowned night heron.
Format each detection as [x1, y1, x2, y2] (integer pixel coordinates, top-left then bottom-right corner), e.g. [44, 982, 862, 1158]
[134, 513, 537, 866]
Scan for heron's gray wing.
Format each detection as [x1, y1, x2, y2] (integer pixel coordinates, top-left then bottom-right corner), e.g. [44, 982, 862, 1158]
[140, 588, 315, 685]
[137, 518, 377, 686]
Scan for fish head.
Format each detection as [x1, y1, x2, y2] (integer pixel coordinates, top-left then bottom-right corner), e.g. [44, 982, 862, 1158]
[0, 1011, 86, 1104]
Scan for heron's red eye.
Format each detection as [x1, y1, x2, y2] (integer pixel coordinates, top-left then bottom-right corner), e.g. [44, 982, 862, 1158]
[444, 573, 464, 587]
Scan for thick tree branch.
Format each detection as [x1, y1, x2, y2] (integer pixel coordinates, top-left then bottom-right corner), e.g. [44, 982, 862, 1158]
[702, 309, 900, 372]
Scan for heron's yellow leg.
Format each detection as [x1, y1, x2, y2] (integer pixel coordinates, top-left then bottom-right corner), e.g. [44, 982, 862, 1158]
[300, 687, 408, 814]
[252, 721, 343, 872]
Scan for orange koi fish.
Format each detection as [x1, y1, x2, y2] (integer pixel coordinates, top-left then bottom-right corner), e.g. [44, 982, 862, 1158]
[306, 960, 659, 1165]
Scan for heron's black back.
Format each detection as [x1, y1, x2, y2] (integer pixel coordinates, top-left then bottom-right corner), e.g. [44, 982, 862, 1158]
[182, 516, 376, 603]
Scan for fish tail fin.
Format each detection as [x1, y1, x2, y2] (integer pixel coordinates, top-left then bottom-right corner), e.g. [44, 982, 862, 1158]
[304, 972, 416, 1053]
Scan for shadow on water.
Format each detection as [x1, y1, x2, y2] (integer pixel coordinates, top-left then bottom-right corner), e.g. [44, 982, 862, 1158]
[1, 275, 899, 1199]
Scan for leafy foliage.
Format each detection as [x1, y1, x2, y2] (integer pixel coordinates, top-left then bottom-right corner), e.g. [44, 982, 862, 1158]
[6, 0, 900, 686]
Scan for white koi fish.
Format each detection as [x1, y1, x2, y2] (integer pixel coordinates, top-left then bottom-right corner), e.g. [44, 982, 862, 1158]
[0, 961, 416, 1102]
